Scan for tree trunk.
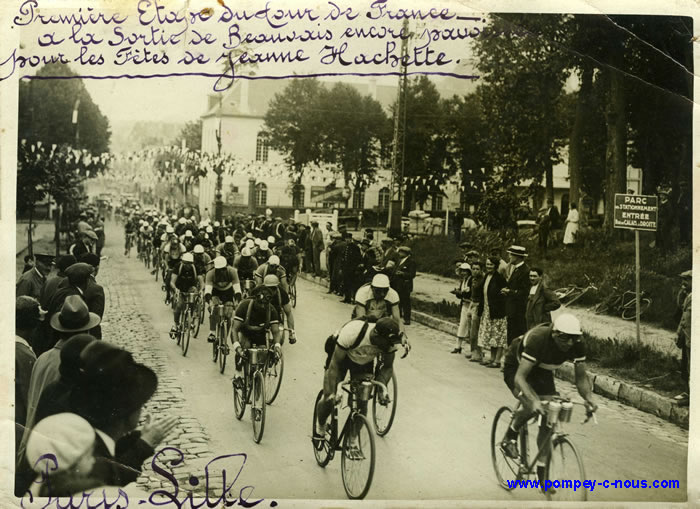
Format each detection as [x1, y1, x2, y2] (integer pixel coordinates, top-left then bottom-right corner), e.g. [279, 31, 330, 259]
[27, 206, 34, 258]
[54, 201, 61, 257]
[602, 67, 627, 234]
[544, 161, 554, 204]
[569, 65, 593, 212]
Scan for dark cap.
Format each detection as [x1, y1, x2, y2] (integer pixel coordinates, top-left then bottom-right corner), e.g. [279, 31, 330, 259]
[59, 333, 96, 383]
[374, 317, 401, 343]
[78, 252, 100, 268]
[56, 254, 77, 273]
[34, 253, 55, 266]
[65, 263, 94, 286]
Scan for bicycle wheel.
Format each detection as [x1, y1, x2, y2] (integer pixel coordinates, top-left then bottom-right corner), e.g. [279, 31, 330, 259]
[312, 390, 333, 467]
[290, 282, 297, 308]
[212, 321, 219, 363]
[264, 349, 284, 405]
[252, 371, 266, 443]
[192, 300, 202, 338]
[621, 298, 652, 320]
[341, 413, 375, 500]
[490, 406, 520, 490]
[545, 436, 587, 502]
[181, 309, 191, 357]
[233, 367, 246, 420]
[218, 321, 228, 374]
[553, 287, 574, 303]
[372, 372, 397, 436]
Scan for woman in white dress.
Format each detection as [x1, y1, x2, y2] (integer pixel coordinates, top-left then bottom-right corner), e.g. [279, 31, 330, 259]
[563, 203, 579, 246]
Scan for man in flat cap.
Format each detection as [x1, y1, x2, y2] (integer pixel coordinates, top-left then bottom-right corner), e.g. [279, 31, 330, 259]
[17, 253, 54, 300]
[41, 254, 76, 311]
[79, 253, 105, 339]
[69, 230, 97, 258]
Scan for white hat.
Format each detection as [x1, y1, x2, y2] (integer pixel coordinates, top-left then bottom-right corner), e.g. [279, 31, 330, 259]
[182, 253, 194, 263]
[245, 239, 255, 249]
[179, 217, 186, 224]
[206, 226, 213, 233]
[166, 226, 174, 234]
[267, 236, 276, 244]
[459, 263, 471, 271]
[259, 240, 269, 250]
[214, 221, 220, 227]
[213, 256, 227, 269]
[268, 255, 280, 265]
[265, 208, 273, 216]
[185, 230, 193, 238]
[194, 244, 204, 254]
[160, 233, 168, 241]
[225, 235, 234, 243]
[371, 274, 390, 289]
[241, 247, 252, 257]
[254, 238, 261, 246]
[553, 313, 582, 336]
[26, 413, 95, 474]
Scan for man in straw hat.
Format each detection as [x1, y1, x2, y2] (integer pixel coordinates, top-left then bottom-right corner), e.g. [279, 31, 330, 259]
[502, 245, 530, 347]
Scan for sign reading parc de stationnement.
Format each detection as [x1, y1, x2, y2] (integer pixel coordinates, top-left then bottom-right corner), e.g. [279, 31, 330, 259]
[614, 194, 658, 231]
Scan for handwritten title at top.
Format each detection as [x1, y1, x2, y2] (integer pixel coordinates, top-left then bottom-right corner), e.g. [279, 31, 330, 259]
[3, 0, 490, 89]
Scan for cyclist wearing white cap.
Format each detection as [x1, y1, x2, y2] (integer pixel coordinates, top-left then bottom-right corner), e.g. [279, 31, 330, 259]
[204, 256, 242, 343]
[216, 235, 239, 267]
[192, 244, 211, 289]
[353, 274, 402, 329]
[233, 247, 258, 297]
[261, 274, 296, 344]
[254, 240, 272, 267]
[161, 231, 187, 304]
[254, 255, 288, 293]
[500, 313, 597, 476]
[169, 253, 200, 339]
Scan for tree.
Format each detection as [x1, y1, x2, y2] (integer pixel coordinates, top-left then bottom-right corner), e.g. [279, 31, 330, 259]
[474, 14, 570, 203]
[318, 83, 389, 190]
[174, 120, 203, 151]
[262, 78, 325, 180]
[17, 141, 50, 256]
[398, 76, 454, 211]
[445, 93, 491, 209]
[18, 63, 111, 157]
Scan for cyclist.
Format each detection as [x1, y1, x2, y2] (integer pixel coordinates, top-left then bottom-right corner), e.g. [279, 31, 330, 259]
[500, 313, 597, 486]
[234, 247, 258, 298]
[204, 256, 242, 345]
[162, 230, 187, 303]
[353, 274, 402, 327]
[216, 235, 239, 266]
[254, 255, 289, 293]
[314, 317, 403, 439]
[254, 240, 272, 266]
[231, 285, 283, 389]
[124, 217, 136, 257]
[181, 230, 196, 252]
[169, 252, 200, 339]
[192, 244, 211, 289]
[279, 238, 300, 290]
[261, 274, 296, 344]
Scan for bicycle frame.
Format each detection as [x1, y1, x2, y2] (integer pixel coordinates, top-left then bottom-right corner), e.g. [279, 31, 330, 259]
[329, 379, 387, 452]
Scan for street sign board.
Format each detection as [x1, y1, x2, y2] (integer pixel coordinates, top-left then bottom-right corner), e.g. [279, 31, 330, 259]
[613, 194, 658, 231]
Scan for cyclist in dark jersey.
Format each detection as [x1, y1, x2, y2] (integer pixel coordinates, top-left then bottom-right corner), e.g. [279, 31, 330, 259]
[234, 247, 258, 297]
[500, 313, 597, 483]
[231, 286, 282, 388]
[169, 253, 199, 339]
[261, 274, 296, 344]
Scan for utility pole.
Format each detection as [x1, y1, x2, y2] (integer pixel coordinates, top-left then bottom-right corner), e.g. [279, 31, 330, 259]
[214, 94, 224, 222]
[387, 18, 410, 238]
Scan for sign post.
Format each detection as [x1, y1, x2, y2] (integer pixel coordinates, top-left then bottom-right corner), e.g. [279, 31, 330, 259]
[613, 193, 658, 344]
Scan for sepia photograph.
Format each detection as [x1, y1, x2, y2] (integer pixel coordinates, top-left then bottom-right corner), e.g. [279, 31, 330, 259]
[2, 0, 696, 505]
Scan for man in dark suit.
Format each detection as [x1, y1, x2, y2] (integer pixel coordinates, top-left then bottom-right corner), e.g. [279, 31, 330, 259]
[382, 238, 400, 282]
[310, 221, 325, 277]
[525, 267, 561, 330]
[393, 246, 417, 325]
[17, 253, 53, 300]
[79, 253, 106, 339]
[502, 245, 530, 346]
[69, 230, 97, 258]
[341, 233, 363, 303]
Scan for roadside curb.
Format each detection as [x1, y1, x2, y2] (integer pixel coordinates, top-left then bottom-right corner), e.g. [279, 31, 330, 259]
[298, 272, 689, 429]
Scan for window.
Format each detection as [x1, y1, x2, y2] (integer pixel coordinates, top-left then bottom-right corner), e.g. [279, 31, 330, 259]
[378, 187, 390, 210]
[255, 134, 269, 162]
[292, 184, 305, 208]
[352, 187, 365, 209]
[255, 183, 267, 206]
[431, 193, 443, 211]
